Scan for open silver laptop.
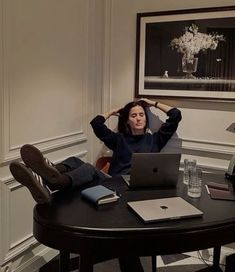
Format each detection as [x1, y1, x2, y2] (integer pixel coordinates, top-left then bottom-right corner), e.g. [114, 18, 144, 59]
[127, 197, 203, 223]
[122, 153, 181, 188]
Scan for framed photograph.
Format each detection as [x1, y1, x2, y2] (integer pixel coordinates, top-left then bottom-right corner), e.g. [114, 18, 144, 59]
[135, 6, 235, 100]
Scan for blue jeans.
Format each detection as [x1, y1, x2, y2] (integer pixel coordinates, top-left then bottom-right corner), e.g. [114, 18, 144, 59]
[60, 157, 109, 187]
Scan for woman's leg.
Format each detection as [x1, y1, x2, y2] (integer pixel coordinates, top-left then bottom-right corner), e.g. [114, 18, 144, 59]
[58, 156, 84, 172]
[65, 162, 108, 188]
[20, 144, 108, 189]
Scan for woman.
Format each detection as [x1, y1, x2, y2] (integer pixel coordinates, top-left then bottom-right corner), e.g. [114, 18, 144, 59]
[90, 98, 181, 272]
[10, 98, 181, 203]
[91, 98, 181, 176]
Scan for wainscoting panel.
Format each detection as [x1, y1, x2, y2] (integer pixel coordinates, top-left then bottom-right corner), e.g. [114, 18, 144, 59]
[164, 137, 235, 173]
[3, 131, 87, 163]
[0, 176, 35, 267]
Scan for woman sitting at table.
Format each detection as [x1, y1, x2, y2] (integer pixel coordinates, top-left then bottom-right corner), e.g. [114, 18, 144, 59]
[10, 98, 181, 272]
[10, 98, 181, 203]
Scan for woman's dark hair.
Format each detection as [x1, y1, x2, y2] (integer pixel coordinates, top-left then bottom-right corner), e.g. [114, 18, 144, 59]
[117, 101, 149, 134]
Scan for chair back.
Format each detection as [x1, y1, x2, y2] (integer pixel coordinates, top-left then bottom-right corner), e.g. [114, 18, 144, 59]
[96, 156, 112, 174]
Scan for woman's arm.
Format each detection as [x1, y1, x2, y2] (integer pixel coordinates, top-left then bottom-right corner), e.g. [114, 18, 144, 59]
[90, 107, 123, 150]
[139, 98, 181, 151]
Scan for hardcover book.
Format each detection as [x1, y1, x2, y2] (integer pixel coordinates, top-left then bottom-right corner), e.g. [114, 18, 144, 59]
[81, 185, 119, 205]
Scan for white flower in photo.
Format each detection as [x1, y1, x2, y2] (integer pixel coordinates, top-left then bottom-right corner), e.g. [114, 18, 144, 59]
[170, 24, 225, 59]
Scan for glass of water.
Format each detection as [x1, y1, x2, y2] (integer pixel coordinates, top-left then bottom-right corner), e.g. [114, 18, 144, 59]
[187, 167, 202, 198]
[183, 159, 197, 185]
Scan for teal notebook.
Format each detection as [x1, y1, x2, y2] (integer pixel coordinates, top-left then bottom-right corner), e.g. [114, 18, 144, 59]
[81, 185, 119, 205]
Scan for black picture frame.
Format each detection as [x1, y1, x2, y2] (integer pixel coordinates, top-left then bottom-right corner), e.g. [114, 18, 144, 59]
[135, 6, 235, 101]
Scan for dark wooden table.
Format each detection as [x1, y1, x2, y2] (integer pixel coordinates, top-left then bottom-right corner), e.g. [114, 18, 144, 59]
[33, 173, 235, 272]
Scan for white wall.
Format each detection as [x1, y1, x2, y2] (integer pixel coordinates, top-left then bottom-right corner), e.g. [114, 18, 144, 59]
[102, 0, 235, 172]
[0, 0, 105, 271]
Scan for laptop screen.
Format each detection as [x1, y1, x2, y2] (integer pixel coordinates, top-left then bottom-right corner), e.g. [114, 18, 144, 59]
[123, 153, 181, 188]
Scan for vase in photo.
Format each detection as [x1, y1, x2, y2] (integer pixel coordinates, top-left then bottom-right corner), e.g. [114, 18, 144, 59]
[182, 57, 198, 79]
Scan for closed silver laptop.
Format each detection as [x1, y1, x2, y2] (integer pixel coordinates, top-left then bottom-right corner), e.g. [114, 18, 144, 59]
[122, 153, 181, 188]
[128, 197, 203, 223]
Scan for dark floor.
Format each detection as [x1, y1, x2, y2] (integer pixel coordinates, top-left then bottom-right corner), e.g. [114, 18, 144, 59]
[39, 255, 79, 272]
[38, 253, 216, 272]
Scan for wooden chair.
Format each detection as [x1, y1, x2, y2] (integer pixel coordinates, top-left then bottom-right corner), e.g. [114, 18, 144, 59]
[95, 156, 157, 272]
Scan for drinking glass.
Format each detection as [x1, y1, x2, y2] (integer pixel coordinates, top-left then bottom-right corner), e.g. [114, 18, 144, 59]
[183, 159, 197, 185]
[187, 168, 202, 198]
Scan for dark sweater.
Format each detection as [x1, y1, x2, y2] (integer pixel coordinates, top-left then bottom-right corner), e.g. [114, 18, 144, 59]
[90, 108, 182, 176]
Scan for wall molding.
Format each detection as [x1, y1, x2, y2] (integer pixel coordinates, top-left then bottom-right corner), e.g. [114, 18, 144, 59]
[181, 137, 235, 155]
[102, 0, 113, 113]
[165, 137, 234, 172]
[1, 176, 37, 264]
[0, 0, 6, 163]
[168, 136, 235, 156]
[2, 131, 87, 163]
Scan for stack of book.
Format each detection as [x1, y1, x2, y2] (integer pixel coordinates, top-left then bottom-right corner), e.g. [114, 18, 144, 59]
[81, 185, 120, 205]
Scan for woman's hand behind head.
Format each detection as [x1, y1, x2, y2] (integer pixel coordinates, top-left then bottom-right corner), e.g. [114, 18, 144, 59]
[138, 98, 156, 107]
[111, 107, 123, 116]
[101, 107, 123, 120]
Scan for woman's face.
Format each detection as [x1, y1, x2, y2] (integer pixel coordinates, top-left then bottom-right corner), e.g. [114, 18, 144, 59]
[127, 105, 146, 135]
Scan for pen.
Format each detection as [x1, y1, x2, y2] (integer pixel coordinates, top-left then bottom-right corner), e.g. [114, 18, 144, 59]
[205, 184, 210, 195]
